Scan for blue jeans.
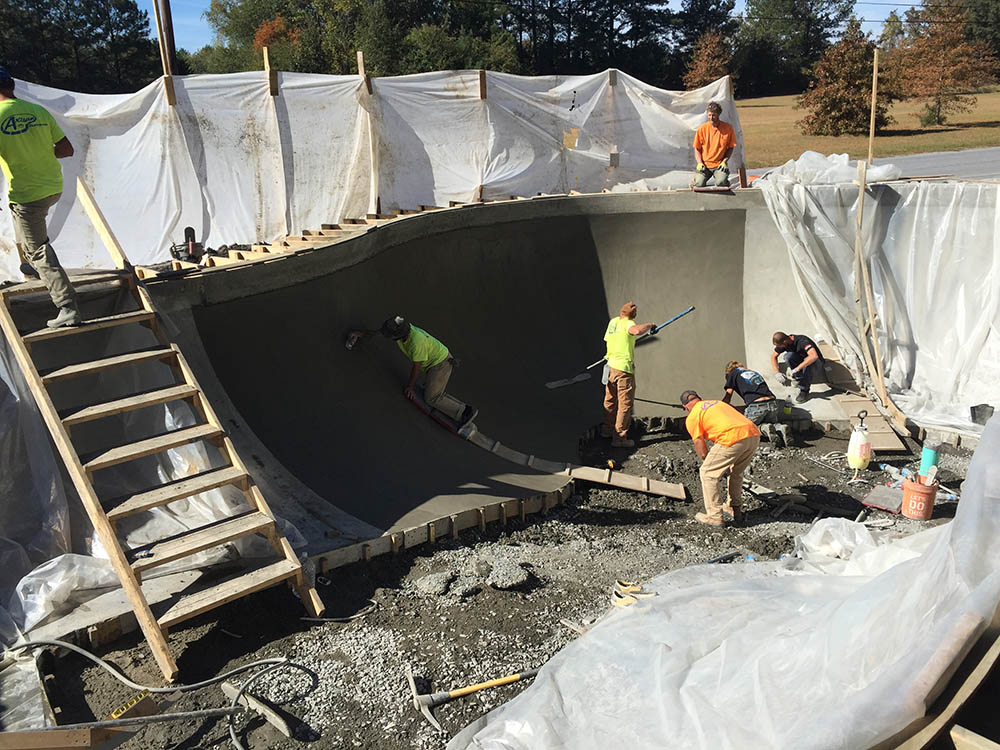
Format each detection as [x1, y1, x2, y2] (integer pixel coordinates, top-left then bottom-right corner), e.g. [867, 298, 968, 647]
[744, 398, 781, 425]
[785, 352, 821, 393]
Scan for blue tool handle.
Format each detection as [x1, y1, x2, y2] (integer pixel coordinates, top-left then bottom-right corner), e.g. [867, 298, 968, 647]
[651, 305, 695, 334]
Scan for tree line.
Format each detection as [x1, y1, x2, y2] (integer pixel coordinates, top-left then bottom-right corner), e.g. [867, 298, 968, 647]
[0, 0, 996, 130]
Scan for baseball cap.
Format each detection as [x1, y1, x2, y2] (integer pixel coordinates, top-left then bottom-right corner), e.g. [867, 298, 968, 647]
[679, 390, 700, 406]
[0, 66, 11, 81]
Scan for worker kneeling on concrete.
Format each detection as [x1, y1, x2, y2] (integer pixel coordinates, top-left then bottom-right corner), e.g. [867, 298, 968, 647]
[602, 302, 656, 448]
[381, 316, 477, 426]
[722, 360, 790, 446]
[681, 390, 761, 526]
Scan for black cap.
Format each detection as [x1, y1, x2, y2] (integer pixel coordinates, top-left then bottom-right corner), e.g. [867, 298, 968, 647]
[679, 390, 700, 406]
[381, 316, 410, 340]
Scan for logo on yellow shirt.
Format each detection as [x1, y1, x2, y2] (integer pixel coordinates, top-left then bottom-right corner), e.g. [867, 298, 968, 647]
[1, 113, 38, 135]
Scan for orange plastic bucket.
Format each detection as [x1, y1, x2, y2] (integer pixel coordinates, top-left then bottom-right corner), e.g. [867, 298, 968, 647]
[902, 478, 938, 520]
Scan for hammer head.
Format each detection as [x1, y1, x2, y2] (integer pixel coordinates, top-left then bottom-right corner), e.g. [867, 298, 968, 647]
[405, 663, 443, 732]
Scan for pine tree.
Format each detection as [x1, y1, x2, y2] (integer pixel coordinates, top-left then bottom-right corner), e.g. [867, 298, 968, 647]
[797, 19, 898, 136]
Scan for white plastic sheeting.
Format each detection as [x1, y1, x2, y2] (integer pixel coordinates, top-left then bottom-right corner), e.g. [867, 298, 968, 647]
[0, 324, 302, 638]
[450, 414, 1000, 750]
[759, 152, 999, 434]
[0, 71, 741, 281]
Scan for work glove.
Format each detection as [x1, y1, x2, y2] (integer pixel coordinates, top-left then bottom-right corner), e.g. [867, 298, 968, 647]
[775, 372, 790, 386]
[720, 160, 729, 171]
[696, 163, 706, 173]
[790, 368, 806, 381]
[647, 324, 657, 335]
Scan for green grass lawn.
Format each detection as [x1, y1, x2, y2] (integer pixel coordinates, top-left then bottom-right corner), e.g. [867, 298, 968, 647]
[737, 91, 1000, 168]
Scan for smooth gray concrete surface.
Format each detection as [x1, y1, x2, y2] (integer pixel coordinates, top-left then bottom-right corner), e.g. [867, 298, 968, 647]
[152, 190, 828, 541]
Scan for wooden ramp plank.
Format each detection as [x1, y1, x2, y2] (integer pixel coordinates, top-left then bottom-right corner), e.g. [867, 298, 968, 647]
[1, 271, 127, 300]
[61, 384, 199, 426]
[108, 466, 248, 520]
[41, 346, 176, 383]
[21, 310, 155, 343]
[84, 424, 223, 472]
[132, 511, 273, 573]
[156, 558, 300, 630]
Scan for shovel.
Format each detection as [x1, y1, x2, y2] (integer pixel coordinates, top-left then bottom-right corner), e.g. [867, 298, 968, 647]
[545, 305, 695, 389]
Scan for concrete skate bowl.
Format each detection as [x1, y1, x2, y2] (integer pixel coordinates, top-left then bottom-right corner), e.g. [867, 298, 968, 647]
[152, 190, 809, 555]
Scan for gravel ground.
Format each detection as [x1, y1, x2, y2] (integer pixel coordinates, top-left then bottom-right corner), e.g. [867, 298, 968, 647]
[43, 425, 971, 750]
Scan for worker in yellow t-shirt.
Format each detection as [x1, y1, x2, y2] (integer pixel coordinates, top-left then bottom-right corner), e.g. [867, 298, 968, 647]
[691, 101, 738, 189]
[602, 301, 655, 448]
[681, 390, 761, 526]
[379, 316, 477, 426]
[0, 67, 81, 327]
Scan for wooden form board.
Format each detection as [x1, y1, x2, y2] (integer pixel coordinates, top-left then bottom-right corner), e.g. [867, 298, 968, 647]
[313, 484, 574, 572]
[465, 427, 686, 499]
[817, 342, 906, 452]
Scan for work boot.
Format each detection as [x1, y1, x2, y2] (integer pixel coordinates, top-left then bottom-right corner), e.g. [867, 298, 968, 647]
[795, 390, 810, 404]
[776, 423, 792, 448]
[730, 507, 745, 525]
[19, 262, 39, 279]
[47, 306, 81, 328]
[610, 436, 635, 448]
[694, 512, 725, 527]
[459, 405, 479, 426]
[770, 424, 785, 449]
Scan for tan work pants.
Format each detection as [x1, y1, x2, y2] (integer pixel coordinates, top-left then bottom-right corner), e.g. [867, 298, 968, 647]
[424, 359, 466, 421]
[699, 435, 760, 523]
[603, 367, 635, 440]
[11, 192, 77, 310]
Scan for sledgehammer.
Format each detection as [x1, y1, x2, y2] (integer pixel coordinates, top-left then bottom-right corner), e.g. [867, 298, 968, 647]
[405, 663, 539, 731]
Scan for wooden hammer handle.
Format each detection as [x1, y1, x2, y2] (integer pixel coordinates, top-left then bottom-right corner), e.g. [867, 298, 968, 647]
[449, 668, 539, 699]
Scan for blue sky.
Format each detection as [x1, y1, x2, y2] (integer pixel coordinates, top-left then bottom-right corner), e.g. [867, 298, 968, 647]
[139, 0, 924, 55]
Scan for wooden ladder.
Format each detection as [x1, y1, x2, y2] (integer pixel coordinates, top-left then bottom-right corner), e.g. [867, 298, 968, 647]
[0, 180, 323, 681]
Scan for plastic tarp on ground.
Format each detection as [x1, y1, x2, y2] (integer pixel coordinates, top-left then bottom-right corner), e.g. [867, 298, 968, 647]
[758, 152, 999, 434]
[449, 414, 1000, 750]
[0, 71, 741, 281]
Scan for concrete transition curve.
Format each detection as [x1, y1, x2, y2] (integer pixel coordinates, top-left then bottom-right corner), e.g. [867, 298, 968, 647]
[150, 190, 813, 556]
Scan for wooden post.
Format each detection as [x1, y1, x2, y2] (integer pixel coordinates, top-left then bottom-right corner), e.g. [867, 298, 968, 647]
[158, 0, 179, 76]
[263, 46, 278, 97]
[868, 48, 880, 165]
[608, 69, 617, 87]
[853, 161, 902, 427]
[150, 0, 175, 105]
[479, 69, 487, 100]
[357, 50, 378, 215]
[357, 50, 372, 95]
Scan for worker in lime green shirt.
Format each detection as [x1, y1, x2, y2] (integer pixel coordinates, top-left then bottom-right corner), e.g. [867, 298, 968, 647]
[602, 302, 655, 448]
[379, 316, 477, 426]
[0, 67, 81, 328]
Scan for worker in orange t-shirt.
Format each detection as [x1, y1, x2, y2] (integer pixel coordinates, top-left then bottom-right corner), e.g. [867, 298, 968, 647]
[681, 389, 760, 526]
[691, 101, 738, 188]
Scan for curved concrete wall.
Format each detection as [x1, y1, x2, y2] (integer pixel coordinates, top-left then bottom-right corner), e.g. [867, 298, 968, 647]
[151, 190, 811, 545]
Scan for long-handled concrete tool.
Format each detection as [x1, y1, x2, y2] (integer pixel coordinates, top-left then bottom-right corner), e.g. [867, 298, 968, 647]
[545, 305, 695, 389]
[405, 664, 539, 731]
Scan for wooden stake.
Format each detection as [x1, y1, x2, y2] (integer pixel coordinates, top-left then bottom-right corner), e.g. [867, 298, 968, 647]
[149, 0, 176, 106]
[608, 69, 617, 87]
[479, 69, 487, 100]
[263, 46, 278, 97]
[868, 48, 880, 165]
[357, 50, 372, 95]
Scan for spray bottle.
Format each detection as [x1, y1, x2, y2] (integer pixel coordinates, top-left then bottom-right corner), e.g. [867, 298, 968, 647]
[847, 409, 873, 480]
